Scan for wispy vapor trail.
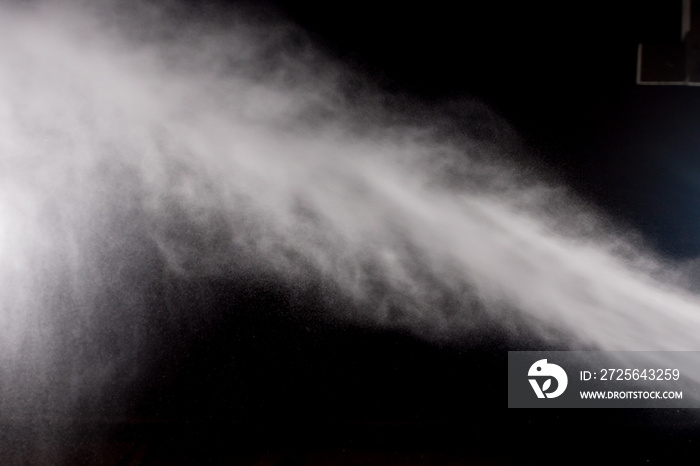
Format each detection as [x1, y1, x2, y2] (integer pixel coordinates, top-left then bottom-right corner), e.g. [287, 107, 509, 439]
[2, 0, 700, 459]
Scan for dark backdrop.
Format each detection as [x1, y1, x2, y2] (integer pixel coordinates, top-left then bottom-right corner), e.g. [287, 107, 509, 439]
[94, 2, 700, 464]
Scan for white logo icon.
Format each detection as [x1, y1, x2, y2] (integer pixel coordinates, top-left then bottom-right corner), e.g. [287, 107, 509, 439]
[528, 359, 568, 398]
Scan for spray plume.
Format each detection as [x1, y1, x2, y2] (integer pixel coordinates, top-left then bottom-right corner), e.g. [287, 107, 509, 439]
[1, 0, 700, 460]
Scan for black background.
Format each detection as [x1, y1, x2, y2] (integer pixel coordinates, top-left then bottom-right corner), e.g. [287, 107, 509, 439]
[88, 1, 700, 464]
